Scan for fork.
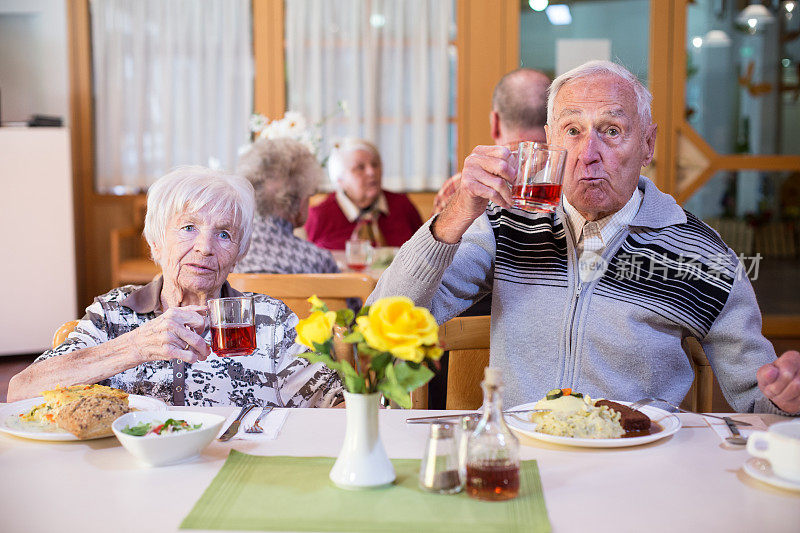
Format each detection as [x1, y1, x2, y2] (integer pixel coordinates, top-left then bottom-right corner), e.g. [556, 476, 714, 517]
[628, 397, 752, 426]
[244, 406, 274, 433]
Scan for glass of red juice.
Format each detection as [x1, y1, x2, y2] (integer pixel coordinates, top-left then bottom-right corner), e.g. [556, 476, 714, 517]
[345, 239, 374, 272]
[207, 297, 256, 357]
[510, 141, 568, 213]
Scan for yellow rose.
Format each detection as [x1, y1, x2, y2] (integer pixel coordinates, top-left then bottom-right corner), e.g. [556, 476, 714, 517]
[356, 296, 439, 363]
[307, 294, 326, 312]
[295, 310, 336, 350]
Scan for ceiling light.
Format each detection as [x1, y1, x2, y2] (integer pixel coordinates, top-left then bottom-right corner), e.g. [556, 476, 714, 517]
[737, 2, 775, 29]
[370, 13, 386, 28]
[785, 2, 796, 14]
[692, 37, 703, 48]
[529, 0, 549, 12]
[545, 5, 571, 25]
[704, 30, 731, 47]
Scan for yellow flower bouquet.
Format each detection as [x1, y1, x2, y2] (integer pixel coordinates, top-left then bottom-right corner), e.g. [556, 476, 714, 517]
[295, 295, 443, 408]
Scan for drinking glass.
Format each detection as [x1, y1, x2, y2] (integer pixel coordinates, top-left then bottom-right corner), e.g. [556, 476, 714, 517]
[207, 296, 256, 357]
[345, 239, 374, 272]
[510, 141, 568, 213]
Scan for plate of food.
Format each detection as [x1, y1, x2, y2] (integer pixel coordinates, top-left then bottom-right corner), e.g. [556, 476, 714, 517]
[0, 384, 167, 441]
[506, 388, 681, 448]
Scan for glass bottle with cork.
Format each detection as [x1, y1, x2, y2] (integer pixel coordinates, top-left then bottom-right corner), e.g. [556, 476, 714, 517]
[464, 367, 520, 501]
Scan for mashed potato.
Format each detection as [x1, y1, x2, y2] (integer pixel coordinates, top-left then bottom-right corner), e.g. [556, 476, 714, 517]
[530, 393, 624, 439]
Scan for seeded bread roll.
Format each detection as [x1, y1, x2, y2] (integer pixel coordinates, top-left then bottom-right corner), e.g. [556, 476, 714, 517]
[55, 395, 130, 440]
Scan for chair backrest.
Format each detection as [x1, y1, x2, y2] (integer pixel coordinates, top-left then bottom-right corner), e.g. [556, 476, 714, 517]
[226, 273, 377, 318]
[52, 320, 79, 349]
[441, 316, 491, 410]
[440, 315, 719, 412]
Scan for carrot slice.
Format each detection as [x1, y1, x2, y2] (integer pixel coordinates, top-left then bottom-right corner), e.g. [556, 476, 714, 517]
[562, 388, 572, 396]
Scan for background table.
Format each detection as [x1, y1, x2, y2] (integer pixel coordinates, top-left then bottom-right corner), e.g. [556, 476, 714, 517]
[0, 407, 798, 532]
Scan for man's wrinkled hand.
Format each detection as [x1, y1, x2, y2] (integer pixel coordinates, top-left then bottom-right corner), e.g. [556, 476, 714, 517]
[757, 350, 800, 414]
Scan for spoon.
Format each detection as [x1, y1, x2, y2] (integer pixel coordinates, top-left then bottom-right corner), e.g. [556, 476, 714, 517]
[723, 416, 747, 445]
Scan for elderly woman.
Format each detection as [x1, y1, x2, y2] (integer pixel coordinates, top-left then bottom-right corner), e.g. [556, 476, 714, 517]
[234, 138, 338, 274]
[304, 138, 423, 250]
[8, 166, 342, 407]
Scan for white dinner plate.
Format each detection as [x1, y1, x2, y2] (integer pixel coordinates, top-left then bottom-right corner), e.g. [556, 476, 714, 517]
[743, 458, 800, 492]
[0, 395, 168, 441]
[506, 400, 681, 448]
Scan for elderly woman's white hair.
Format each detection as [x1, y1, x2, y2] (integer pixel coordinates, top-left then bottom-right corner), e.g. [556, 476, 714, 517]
[236, 137, 324, 222]
[143, 165, 255, 265]
[326, 137, 381, 185]
[547, 60, 653, 130]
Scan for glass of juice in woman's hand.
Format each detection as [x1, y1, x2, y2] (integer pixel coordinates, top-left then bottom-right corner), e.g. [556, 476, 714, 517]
[207, 297, 256, 357]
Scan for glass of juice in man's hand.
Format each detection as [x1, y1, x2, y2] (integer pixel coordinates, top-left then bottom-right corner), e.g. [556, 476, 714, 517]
[207, 297, 256, 357]
[510, 141, 568, 213]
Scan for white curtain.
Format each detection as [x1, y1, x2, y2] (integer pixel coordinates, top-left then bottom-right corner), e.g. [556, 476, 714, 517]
[285, 0, 453, 191]
[91, 0, 253, 193]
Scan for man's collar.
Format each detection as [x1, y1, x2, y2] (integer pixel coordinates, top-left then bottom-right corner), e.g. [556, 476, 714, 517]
[335, 189, 389, 223]
[121, 275, 244, 314]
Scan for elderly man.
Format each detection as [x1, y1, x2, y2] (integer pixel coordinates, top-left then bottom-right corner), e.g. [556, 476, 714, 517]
[305, 137, 423, 250]
[433, 68, 551, 214]
[370, 60, 800, 415]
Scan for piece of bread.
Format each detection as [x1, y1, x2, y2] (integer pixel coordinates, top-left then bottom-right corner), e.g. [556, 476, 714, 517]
[55, 395, 130, 439]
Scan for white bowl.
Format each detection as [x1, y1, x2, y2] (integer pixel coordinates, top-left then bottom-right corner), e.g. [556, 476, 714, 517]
[112, 411, 225, 467]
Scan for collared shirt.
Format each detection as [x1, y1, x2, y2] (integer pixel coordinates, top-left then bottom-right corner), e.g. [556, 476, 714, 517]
[36, 277, 343, 408]
[334, 189, 389, 223]
[562, 188, 643, 256]
[234, 214, 339, 274]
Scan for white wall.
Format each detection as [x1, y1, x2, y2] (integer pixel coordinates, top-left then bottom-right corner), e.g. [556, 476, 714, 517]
[0, 0, 69, 124]
[0, 128, 77, 355]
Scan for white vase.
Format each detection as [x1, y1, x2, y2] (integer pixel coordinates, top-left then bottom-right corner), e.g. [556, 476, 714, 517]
[329, 391, 396, 489]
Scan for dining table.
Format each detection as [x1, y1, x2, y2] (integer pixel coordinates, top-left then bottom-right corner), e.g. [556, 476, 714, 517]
[0, 405, 798, 533]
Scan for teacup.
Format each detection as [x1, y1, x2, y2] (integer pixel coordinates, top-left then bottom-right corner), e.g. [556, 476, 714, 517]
[746, 421, 800, 482]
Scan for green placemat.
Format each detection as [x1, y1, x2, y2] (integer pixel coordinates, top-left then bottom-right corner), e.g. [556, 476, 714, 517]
[181, 451, 550, 533]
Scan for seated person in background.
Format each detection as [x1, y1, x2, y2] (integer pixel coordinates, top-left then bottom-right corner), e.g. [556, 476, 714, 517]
[370, 60, 800, 415]
[433, 68, 551, 214]
[9, 166, 343, 407]
[305, 138, 423, 250]
[234, 137, 339, 274]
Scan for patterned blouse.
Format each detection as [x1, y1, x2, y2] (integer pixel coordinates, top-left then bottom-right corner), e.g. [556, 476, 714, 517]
[35, 277, 343, 408]
[235, 215, 339, 274]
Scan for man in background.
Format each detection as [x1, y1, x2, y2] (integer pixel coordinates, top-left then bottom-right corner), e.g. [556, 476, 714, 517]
[432, 68, 551, 213]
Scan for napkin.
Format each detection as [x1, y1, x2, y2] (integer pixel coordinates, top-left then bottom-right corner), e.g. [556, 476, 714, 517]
[706, 415, 767, 444]
[181, 452, 551, 533]
[217, 407, 288, 441]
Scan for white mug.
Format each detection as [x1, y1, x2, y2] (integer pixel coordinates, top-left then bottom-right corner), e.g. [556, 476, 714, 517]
[746, 421, 800, 482]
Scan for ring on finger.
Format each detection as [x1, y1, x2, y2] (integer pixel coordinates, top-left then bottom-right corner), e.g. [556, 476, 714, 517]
[183, 341, 190, 351]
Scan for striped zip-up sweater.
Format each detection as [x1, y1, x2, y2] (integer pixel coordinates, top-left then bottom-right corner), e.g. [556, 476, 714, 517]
[371, 177, 791, 415]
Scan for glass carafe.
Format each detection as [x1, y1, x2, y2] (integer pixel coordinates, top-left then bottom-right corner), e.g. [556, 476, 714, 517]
[464, 367, 520, 501]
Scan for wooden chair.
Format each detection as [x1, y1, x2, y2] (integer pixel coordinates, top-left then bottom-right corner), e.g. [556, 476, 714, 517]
[110, 197, 160, 287]
[440, 315, 721, 412]
[226, 273, 376, 318]
[441, 316, 491, 410]
[52, 320, 79, 349]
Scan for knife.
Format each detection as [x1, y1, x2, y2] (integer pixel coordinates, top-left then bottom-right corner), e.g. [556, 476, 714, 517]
[218, 404, 256, 441]
[405, 409, 550, 425]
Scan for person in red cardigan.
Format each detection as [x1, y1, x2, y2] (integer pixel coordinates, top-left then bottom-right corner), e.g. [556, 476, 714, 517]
[305, 138, 423, 250]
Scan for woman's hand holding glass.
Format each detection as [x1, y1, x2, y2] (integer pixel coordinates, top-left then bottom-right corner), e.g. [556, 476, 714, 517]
[129, 305, 210, 364]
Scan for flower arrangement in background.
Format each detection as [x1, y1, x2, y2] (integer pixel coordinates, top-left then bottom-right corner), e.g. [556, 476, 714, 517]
[247, 101, 349, 165]
[295, 295, 442, 408]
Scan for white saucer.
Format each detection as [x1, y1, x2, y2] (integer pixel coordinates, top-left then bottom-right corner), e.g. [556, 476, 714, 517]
[743, 458, 800, 492]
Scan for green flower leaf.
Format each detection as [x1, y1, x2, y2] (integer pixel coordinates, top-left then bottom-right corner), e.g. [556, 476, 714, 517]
[335, 309, 355, 328]
[344, 373, 366, 394]
[311, 338, 333, 356]
[343, 331, 364, 344]
[394, 360, 434, 391]
[356, 305, 370, 318]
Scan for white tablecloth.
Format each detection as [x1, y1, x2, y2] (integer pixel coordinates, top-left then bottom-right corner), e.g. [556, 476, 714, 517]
[0, 407, 797, 533]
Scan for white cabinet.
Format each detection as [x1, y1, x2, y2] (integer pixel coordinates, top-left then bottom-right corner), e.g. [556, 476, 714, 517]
[0, 127, 76, 355]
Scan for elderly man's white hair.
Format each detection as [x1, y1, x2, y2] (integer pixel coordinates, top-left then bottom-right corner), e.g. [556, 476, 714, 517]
[547, 60, 653, 130]
[143, 165, 256, 265]
[326, 137, 381, 185]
